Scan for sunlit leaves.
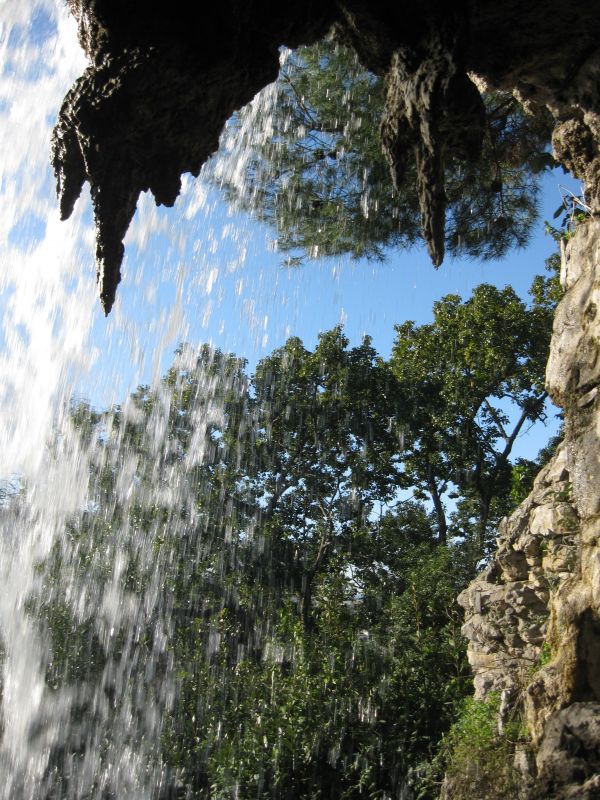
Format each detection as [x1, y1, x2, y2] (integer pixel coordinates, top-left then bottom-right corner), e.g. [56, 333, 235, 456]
[39, 271, 559, 796]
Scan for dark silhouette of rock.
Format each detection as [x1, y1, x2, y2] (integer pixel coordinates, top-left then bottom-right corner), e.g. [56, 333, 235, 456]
[52, 1, 600, 312]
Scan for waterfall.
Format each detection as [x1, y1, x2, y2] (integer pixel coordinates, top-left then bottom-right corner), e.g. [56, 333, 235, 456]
[0, 3, 271, 796]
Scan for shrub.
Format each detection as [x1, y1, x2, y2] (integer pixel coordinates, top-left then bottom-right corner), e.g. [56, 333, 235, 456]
[436, 692, 528, 800]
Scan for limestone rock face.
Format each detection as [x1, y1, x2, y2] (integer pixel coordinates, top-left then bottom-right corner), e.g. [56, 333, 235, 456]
[458, 444, 577, 702]
[460, 220, 600, 799]
[548, 223, 600, 519]
[53, 0, 600, 311]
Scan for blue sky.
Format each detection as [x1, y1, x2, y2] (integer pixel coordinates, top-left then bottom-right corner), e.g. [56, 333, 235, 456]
[76, 167, 579, 468]
[83, 170, 577, 387]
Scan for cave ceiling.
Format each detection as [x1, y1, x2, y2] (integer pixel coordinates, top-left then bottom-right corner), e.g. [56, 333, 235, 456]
[53, 0, 600, 312]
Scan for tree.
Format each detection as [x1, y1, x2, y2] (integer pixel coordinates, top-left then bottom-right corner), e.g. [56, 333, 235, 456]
[36, 336, 469, 798]
[209, 39, 554, 267]
[30, 268, 560, 798]
[389, 267, 559, 557]
[245, 328, 403, 630]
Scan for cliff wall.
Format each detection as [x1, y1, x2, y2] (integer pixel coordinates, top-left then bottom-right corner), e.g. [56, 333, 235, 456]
[459, 221, 600, 799]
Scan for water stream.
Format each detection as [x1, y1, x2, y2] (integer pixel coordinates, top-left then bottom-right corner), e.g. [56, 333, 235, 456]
[0, 3, 265, 795]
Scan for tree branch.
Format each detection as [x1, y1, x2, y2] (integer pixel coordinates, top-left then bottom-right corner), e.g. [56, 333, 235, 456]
[483, 397, 509, 441]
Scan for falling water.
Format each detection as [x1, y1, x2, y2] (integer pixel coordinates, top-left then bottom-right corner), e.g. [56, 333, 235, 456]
[0, 3, 284, 796]
[0, 4, 95, 795]
[1, 1, 393, 795]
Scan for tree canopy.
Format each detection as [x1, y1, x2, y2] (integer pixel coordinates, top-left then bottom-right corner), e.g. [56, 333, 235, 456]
[209, 39, 555, 267]
[26, 265, 562, 799]
[391, 280, 555, 554]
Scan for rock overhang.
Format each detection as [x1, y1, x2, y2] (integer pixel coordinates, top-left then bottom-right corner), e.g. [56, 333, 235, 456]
[53, 1, 600, 313]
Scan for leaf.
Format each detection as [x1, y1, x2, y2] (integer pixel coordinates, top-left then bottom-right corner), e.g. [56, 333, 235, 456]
[553, 203, 566, 219]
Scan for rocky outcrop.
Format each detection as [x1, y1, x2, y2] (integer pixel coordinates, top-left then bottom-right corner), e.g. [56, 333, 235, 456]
[53, 1, 600, 311]
[459, 445, 578, 704]
[459, 219, 600, 799]
[378, 15, 485, 268]
[52, 2, 338, 313]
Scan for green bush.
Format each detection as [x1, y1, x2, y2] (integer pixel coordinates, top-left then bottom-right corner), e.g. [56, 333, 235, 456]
[434, 693, 528, 800]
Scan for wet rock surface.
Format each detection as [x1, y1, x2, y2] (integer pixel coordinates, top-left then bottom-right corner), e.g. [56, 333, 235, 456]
[53, 0, 600, 311]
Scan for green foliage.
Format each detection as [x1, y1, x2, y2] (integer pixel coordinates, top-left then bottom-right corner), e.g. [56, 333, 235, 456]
[510, 459, 539, 505]
[154, 332, 474, 797]
[537, 641, 552, 669]
[211, 38, 554, 266]
[31, 271, 561, 797]
[529, 252, 563, 312]
[389, 274, 558, 558]
[429, 693, 529, 800]
[510, 430, 563, 507]
[164, 536, 471, 799]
